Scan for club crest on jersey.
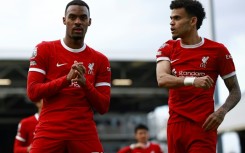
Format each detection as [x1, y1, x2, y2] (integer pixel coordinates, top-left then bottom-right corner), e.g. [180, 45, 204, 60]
[88, 63, 94, 75]
[31, 47, 38, 59]
[200, 56, 209, 68]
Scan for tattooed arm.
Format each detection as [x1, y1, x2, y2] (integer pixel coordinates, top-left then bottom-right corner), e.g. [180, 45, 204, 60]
[220, 75, 241, 112]
[202, 75, 241, 131]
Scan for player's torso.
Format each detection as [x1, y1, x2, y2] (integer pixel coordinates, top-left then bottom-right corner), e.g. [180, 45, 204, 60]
[169, 44, 219, 80]
[167, 41, 221, 122]
[45, 42, 97, 86]
[36, 42, 100, 139]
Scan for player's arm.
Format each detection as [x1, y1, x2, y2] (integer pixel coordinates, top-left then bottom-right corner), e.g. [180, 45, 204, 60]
[220, 75, 241, 113]
[14, 140, 30, 153]
[203, 75, 241, 131]
[27, 66, 77, 102]
[156, 60, 214, 89]
[14, 121, 30, 153]
[82, 82, 110, 114]
[156, 60, 184, 88]
[72, 61, 111, 114]
[27, 43, 78, 102]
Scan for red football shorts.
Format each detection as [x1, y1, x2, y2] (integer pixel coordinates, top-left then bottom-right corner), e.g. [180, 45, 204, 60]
[30, 137, 104, 153]
[167, 120, 217, 153]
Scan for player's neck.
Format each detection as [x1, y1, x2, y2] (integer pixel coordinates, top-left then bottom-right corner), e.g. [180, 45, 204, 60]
[181, 34, 201, 45]
[63, 38, 84, 49]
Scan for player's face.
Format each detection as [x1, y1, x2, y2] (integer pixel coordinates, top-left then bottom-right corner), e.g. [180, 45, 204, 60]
[170, 8, 194, 40]
[135, 129, 149, 143]
[63, 5, 91, 41]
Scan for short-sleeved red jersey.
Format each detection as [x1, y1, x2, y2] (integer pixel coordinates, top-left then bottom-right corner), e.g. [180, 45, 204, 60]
[14, 114, 38, 153]
[117, 142, 164, 153]
[27, 39, 111, 140]
[156, 38, 236, 123]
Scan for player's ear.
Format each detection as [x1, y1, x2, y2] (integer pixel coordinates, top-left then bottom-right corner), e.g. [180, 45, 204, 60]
[88, 18, 91, 26]
[63, 17, 66, 25]
[190, 16, 197, 27]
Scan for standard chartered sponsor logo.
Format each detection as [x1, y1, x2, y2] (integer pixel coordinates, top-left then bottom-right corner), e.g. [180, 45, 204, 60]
[179, 71, 206, 77]
[172, 68, 177, 76]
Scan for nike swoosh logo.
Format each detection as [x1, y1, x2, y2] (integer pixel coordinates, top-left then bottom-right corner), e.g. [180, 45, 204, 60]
[56, 63, 67, 67]
[170, 59, 179, 63]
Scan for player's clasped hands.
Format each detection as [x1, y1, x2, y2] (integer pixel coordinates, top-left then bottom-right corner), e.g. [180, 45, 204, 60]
[193, 75, 214, 89]
[67, 61, 86, 86]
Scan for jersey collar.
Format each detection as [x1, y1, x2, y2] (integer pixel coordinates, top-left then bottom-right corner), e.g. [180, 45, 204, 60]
[180, 37, 204, 48]
[34, 113, 39, 121]
[60, 38, 86, 53]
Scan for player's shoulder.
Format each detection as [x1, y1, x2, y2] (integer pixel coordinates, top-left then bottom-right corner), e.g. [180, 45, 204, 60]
[34, 40, 59, 55]
[204, 38, 225, 48]
[150, 142, 161, 146]
[86, 45, 109, 60]
[19, 115, 36, 124]
[158, 39, 179, 50]
[35, 39, 58, 48]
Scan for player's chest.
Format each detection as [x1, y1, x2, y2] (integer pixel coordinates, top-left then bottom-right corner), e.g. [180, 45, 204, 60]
[47, 51, 97, 80]
[170, 49, 219, 70]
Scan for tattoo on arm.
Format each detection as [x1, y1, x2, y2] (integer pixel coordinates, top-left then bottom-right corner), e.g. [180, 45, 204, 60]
[222, 75, 241, 112]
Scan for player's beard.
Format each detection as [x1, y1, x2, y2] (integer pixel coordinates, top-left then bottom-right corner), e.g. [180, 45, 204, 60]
[72, 36, 83, 41]
[172, 35, 178, 40]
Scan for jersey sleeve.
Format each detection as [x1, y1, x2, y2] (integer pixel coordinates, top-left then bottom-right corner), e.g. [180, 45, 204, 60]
[95, 54, 111, 87]
[27, 42, 70, 101]
[29, 42, 49, 75]
[14, 121, 29, 153]
[83, 54, 111, 114]
[156, 40, 176, 62]
[217, 45, 236, 79]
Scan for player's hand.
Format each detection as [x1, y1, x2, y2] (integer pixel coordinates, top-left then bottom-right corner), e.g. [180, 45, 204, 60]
[67, 65, 77, 83]
[71, 61, 86, 86]
[202, 108, 227, 131]
[193, 75, 214, 89]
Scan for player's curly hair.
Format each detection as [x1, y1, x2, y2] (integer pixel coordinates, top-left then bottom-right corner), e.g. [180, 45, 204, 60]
[170, 0, 206, 30]
[65, 0, 90, 15]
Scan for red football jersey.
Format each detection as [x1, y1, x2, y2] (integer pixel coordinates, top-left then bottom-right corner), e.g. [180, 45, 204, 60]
[156, 38, 236, 123]
[117, 142, 164, 153]
[27, 39, 111, 140]
[14, 114, 39, 153]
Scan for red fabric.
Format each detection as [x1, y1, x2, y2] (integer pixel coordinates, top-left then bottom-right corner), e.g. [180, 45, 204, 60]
[14, 115, 38, 153]
[117, 142, 163, 153]
[30, 137, 103, 153]
[27, 40, 111, 141]
[156, 38, 236, 123]
[167, 121, 217, 153]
